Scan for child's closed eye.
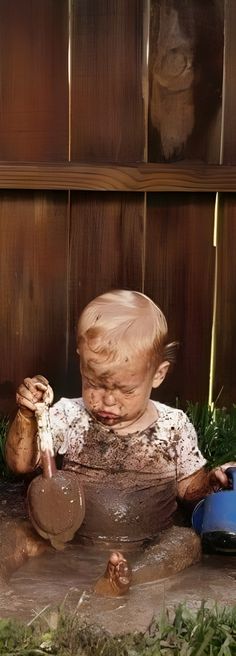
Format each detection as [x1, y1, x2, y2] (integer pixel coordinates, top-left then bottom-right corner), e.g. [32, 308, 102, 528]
[84, 377, 99, 389]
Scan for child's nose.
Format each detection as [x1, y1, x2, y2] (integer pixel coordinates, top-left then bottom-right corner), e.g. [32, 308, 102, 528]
[103, 389, 116, 406]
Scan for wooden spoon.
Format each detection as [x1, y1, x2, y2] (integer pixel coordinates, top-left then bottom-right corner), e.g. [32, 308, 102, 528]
[27, 398, 85, 550]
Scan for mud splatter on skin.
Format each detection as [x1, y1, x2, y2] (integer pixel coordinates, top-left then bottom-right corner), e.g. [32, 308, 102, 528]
[133, 526, 201, 584]
[182, 468, 222, 503]
[94, 527, 201, 596]
[95, 551, 132, 596]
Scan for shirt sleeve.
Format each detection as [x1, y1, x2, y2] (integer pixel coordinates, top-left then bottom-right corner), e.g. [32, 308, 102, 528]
[176, 411, 207, 481]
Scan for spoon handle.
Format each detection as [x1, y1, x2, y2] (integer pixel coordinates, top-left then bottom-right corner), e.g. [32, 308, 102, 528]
[35, 402, 56, 478]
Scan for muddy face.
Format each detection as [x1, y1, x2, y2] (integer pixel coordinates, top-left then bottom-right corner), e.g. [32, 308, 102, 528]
[80, 346, 160, 431]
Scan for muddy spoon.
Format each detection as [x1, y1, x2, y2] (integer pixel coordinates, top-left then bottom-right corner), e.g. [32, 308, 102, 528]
[27, 394, 85, 550]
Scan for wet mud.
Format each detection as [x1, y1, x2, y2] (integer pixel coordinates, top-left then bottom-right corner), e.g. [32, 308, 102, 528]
[0, 482, 47, 587]
[0, 518, 46, 586]
[0, 481, 235, 634]
[0, 481, 201, 592]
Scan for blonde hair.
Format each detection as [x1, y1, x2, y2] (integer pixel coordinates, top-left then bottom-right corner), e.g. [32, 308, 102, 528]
[77, 290, 177, 370]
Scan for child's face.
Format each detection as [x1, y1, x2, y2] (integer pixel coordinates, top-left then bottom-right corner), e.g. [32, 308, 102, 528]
[80, 345, 164, 429]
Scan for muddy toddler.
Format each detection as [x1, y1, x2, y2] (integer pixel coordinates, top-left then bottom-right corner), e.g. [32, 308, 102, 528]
[5, 290, 234, 595]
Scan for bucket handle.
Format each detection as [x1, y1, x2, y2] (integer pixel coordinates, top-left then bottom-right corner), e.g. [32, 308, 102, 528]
[225, 466, 236, 490]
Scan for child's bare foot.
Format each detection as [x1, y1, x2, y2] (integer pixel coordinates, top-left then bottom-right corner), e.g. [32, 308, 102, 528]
[94, 551, 132, 596]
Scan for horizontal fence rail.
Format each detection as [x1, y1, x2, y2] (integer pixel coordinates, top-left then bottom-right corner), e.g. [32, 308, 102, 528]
[0, 163, 236, 192]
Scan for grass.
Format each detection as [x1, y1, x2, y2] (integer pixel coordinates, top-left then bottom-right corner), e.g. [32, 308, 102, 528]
[186, 402, 236, 469]
[0, 602, 236, 655]
[0, 416, 13, 480]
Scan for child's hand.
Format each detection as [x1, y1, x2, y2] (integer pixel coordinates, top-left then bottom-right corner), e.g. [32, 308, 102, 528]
[209, 463, 236, 489]
[178, 463, 236, 503]
[16, 375, 53, 415]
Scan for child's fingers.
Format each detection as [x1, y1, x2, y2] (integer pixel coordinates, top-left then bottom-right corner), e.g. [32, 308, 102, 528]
[216, 462, 236, 488]
[16, 375, 53, 410]
[42, 384, 54, 405]
[33, 376, 54, 404]
[23, 377, 46, 401]
[33, 382, 48, 392]
[213, 466, 228, 487]
[33, 375, 49, 387]
[32, 376, 54, 404]
[17, 377, 47, 406]
[16, 389, 36, 412]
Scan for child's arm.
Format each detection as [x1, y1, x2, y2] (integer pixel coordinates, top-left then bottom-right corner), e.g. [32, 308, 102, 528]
[5, 375, 52, 474]
[177, 465, 230, 503]
[175, 411, 234, 503]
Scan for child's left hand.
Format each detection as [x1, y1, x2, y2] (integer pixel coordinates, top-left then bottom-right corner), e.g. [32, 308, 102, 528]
[210, 462, 236, 489]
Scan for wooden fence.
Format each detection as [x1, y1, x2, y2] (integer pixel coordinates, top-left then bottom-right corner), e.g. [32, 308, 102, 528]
[0, 0, 236, 414]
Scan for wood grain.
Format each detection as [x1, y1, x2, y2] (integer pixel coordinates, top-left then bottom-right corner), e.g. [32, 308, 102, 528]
[0, 0, 235, 415]
[0, 163, 236, 191]
[144, 192, 215, 406]
[71, 0, 145, 162]
[0, 0, 68, 161]
[0, 191, 68, 414]
[214, 194, 236, 406]
[66, 191, 145, 396]
[149, 0, 223, 163]
[221, 0, 236, 164]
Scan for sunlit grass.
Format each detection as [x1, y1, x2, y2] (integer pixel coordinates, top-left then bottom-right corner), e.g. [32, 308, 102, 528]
[186, 402, 236, 469]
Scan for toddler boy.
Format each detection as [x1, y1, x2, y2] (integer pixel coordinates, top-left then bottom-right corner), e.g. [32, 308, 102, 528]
[5, 290, 231, 593]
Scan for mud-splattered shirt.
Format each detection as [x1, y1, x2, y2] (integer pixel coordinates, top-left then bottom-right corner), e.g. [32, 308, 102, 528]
[49, 398, 206, 544]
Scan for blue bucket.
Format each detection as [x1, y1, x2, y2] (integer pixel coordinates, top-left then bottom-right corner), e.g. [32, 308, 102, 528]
[191, 467, 236, 551]
[191, 498, 205, 535]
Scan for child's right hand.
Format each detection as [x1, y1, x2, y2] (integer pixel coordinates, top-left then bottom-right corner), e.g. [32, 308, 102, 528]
[16, 375, 54, 415]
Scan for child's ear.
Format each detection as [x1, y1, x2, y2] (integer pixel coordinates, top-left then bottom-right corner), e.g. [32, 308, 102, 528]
[152, 361, 170, 388]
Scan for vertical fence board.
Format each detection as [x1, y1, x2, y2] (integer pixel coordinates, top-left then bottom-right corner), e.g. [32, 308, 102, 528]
[1, 0, 236, 416]
[0, 192, 68, 414]
[221, 0, 236, 164]
[144, 193, 215, 406]
[149, 0, 224, 163]
[0, 0, 68, 161]
[71, 0, 145, 162]
[66, 192, 145, 395]
[213, 0, 236, 405]
[214, 195, 236, 406]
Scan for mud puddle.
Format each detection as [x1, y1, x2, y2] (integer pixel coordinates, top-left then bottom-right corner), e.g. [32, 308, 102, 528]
[0, 481, 236, 633]
[3, 545, 236, 633]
